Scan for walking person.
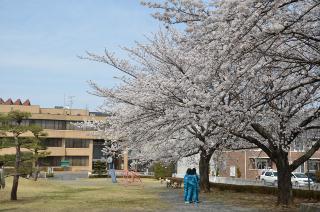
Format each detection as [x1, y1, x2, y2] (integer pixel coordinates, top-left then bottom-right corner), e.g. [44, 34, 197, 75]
[0, 162, 5, 189]
[184, 168, 192, 203]
[107, 153, 117, 183]
[187, 168, 197, 204]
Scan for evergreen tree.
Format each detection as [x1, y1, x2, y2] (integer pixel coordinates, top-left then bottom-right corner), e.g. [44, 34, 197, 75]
[0, 110, 48, 200]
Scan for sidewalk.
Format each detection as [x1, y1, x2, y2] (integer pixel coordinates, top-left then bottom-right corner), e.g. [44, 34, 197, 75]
[157, 188, 268, 212]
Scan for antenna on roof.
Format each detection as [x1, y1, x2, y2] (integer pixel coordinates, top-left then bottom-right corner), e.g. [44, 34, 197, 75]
[63, 93, 66, 109]
[67, 96, 75, 110]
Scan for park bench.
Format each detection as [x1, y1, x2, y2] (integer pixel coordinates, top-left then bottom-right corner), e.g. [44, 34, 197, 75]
[166, 177, 182, 189]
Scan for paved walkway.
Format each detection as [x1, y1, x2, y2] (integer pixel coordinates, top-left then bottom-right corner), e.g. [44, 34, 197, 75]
[158, 189, 267, 212]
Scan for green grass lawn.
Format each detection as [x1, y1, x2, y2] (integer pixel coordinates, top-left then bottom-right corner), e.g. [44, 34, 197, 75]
[0, 177, 167, 212]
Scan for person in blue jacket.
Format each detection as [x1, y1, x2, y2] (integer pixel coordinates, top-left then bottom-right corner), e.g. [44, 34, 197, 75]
[187, 168, 197, 204]
[192, 168, 200, 204]
[184, 168, 192, 203]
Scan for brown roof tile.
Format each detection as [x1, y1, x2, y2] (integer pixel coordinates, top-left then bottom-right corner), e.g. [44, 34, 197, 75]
[0, 98, 31, 106]
[22, 99, 31, 106]
[13, 99, 22, 105]
[4, 98, 13, 105]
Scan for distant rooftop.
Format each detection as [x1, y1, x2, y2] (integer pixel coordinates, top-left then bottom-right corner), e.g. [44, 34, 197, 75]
[0, 98, 31, 106]
[0, 98, 107, 116]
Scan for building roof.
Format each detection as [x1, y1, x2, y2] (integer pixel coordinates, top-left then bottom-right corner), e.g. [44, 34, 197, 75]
[0, 98, 31, 106]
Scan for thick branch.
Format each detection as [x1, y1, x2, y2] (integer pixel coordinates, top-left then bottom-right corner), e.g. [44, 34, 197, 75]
[290, 140, 320, 172]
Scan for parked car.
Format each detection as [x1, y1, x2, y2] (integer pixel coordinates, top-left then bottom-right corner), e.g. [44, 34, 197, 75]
[260, 170, 278, 186]
[291, 172, 314, 187]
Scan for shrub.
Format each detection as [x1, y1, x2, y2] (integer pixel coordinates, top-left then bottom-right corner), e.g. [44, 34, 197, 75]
[152, 162, 175, 179]
[210, 182, 320, 200]
[92, 161, 107, 176]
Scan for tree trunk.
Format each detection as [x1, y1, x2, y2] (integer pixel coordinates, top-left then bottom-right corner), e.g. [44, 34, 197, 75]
[199, 150, 213, 193]
[11, 143, 21, 200]
[275, 151, 293, 206]
[34, 153, 39, 181]
[34, 164, 39, 181]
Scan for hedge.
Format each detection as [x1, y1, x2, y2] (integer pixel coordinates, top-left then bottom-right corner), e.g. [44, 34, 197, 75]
[152, 162, 175, 179]
[210, 182, 320, 200]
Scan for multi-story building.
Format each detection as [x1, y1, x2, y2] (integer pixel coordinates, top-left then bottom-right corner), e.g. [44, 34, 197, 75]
[0, 98, 127, 172]
[219, 146, 320, 180]
[176, 142, 320, 180]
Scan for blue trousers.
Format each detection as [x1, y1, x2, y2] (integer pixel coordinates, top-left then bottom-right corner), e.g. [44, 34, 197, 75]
[109, 169, 117, 183]
[187, 186, 194, 202]
[184, 186, 188, 201]
[187, 186, 199, 203]
[194, 188, 199, 202]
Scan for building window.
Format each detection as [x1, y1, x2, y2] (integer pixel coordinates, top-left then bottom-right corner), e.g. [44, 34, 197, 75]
[65, 139, 90, 148]
[39, 156, 62, 166]
[93, 140, 105, 160]
[65, 156, 89, 166]
[44, 138, 62, 147]
[290, 140, 304, 152]
[309, 159, 320, 171]
[294, 163, 305, 173]
[27, 120, 95, 131]
[29, 119, 66, 130]
[66, 121, 81, 130]
[249, 158, 272, 170]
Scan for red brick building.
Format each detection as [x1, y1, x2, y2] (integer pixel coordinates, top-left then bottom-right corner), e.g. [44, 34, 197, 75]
[219, 148, 320, 180]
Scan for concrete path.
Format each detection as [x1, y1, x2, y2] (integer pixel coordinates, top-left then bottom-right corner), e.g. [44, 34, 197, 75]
[158, 189, 267, 212]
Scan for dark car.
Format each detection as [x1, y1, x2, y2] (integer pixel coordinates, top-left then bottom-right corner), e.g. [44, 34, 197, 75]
[305, 172, 318, 183]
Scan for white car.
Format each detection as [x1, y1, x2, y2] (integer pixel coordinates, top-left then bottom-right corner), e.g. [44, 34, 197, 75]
[260, 170, 278, 186]
[261, 171, 314, 187]
[291, 172, 314, 187]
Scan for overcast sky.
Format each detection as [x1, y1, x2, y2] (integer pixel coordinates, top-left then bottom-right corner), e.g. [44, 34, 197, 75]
[0, 0, 160, 111]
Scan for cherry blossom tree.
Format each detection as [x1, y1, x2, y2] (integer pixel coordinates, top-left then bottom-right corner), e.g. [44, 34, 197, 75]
[142, 0, 320, 205]
[83, 29, 250, 192]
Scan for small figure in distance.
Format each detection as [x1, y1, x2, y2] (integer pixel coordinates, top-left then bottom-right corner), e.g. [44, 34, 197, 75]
[0, 162, 5, 189]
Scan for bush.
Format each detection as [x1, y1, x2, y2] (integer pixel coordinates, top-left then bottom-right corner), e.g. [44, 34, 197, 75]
[92, 161, 107, 175]
[210, 182, 320, 200]
[152, 162, 175, 179]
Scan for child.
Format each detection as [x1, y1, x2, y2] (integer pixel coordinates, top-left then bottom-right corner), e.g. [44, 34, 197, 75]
[187, 169, 197, 203]
[184, 168, 192, 203]
[192, 168, 200, 204]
